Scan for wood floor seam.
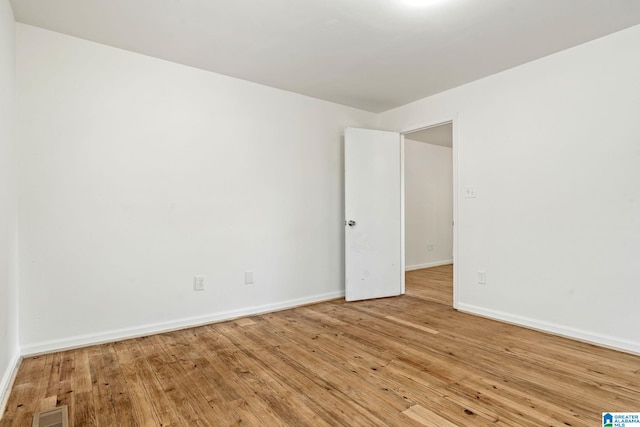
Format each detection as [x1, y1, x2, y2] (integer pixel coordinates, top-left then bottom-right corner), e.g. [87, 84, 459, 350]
[2, 265, 639, 426]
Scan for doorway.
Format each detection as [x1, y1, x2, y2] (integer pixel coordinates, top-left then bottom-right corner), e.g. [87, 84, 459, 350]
[402, 121, 455, 306]
[343, 121, 457, 306]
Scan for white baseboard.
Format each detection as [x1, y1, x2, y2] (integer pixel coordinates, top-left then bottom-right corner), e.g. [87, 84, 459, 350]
[0, 350, 21, 417]
[21, 291, 345, 356]
[405, 260, 453, 271]
[457, 303, 640, 355]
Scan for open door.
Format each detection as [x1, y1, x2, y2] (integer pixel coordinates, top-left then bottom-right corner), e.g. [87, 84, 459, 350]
[345, 127, 404, 301]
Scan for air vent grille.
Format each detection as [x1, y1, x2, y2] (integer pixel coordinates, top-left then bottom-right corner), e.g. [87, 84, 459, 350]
[32, 405, 69, 427]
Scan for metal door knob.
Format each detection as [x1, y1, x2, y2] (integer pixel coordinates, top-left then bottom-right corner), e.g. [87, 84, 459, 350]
[347, 220, 356, 227]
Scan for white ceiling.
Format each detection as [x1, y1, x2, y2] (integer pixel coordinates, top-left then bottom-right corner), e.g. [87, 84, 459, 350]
[406, 122, 452, 148]
[10, 0, 640, 113]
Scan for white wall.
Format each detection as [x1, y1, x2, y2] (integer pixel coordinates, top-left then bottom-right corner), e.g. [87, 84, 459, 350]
[16, 24, 376, 354]
[0, 0, 19, 410]
[404, 139, 453, 270]
[380, 25, 640, 353]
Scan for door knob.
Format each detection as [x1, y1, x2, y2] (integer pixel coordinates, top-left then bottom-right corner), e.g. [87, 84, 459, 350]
[347, 220, 356, 227]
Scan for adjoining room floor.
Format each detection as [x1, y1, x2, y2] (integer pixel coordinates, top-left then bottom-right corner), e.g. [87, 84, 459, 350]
[405, 264, 453, 306]
[2, 265, 639, 426]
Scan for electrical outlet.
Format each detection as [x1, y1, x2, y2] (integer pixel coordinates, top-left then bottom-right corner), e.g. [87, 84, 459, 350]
[245, 271, 254, 285]
[194, 275, 206, 291]
[477, 271, 486, 285]
[427, 244, 434, 252]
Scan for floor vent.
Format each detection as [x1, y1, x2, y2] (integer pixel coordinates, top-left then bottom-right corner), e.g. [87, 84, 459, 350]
[32, 405, 69, 427]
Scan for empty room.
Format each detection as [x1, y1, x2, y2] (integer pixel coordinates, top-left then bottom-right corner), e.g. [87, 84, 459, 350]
[1, 0, 640, 425]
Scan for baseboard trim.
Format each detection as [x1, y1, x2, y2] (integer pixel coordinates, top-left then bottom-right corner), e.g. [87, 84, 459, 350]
[457, 303, 640, 355]
[21, 290, 345, 356]
[405, 260, 453, 271]
[0, 350, 21, 417]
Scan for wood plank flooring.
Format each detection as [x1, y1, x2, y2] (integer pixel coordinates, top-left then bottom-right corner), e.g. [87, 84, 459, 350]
[405, 264, 453, 306]
[2, 264, 640, 426]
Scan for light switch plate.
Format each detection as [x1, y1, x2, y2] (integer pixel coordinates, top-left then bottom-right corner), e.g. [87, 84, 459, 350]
[464, 186, 477, 198]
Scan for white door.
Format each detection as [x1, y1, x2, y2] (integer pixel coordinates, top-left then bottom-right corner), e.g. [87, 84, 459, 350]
[345, 127, 404, 301]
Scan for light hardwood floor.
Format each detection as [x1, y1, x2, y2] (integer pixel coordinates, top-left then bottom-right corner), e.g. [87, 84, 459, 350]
[2, 264, 640, 426]
[405, 264, 453, 306]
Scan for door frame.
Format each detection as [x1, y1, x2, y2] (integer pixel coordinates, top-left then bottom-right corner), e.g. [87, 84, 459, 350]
[400, 114, 459, 309]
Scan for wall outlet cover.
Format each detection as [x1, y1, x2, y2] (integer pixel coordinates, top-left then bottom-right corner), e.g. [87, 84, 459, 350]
[245, 271, 254, 285]
[194, 275, 206, 291]
[477, 271, 486, 285]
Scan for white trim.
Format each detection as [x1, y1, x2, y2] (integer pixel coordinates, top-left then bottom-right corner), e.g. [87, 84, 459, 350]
[0, 351, 21, 416]
[400, 133, 406, 295]
[451, 115, 459, 310]
[400, 116, 455, 135]
[457, 303, 640, 356]
[21, 291, 344, 356]
[405, 260, 453, 271]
